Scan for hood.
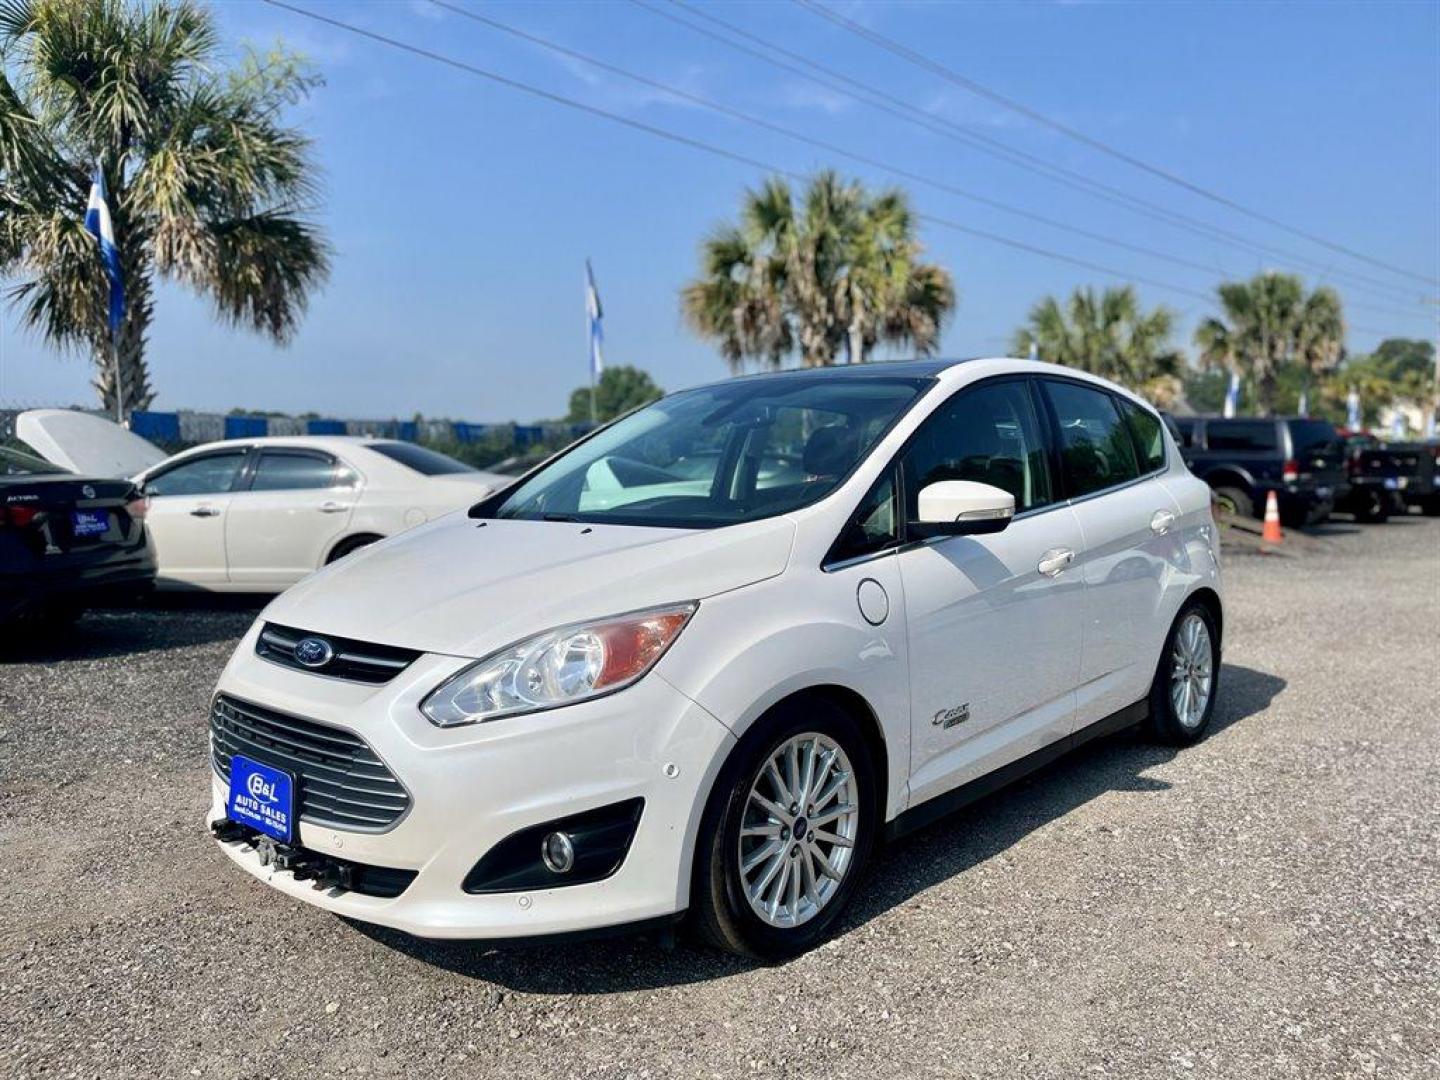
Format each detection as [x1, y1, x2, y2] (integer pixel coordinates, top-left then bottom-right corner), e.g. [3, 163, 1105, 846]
[263, 514, 796, 658]
[423, 470, 511, 501]
[17, 409, 166, 479]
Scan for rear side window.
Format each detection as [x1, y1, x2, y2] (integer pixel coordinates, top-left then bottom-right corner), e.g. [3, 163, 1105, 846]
[1041, 381, 1140, 497]
[1117, 398, 1166, 473]
[1206, 421, 1278, 452]
[249, 452, 337, 492]
[145, 451, 246, 497]
[900, 380, 1054, 517]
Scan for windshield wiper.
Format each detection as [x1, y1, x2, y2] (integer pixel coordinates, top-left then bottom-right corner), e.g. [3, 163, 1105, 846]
[540, 512, 582, 522]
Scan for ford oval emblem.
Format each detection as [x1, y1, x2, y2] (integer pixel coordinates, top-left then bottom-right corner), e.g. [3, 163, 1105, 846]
[294, 636, 334, 668]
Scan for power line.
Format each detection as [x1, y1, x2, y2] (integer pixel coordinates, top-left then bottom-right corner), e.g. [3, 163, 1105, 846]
[641, 0, 1426, 310]
[794, 0, 1439, 289]
[257, 0, 1408, 341]
[433, 0, 1426, 324]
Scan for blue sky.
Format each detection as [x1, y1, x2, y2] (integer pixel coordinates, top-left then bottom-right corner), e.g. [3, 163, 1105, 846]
[2, 0, 1437, 421]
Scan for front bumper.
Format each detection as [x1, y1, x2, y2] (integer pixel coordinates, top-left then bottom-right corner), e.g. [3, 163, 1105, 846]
[207, 625, 735, 940]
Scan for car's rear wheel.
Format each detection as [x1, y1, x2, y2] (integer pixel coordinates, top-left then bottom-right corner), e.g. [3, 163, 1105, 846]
[1146, 602, 1220, 746]
[326, 533, 382, 564]
[1211, 485, 1253, 519]
[691, 696, 877, 961]
[1351, 490, 1390, 523]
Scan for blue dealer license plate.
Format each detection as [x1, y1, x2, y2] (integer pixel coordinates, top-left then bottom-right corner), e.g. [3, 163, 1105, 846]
[227, 755, 295, 843]
[72, 510, 108, 537]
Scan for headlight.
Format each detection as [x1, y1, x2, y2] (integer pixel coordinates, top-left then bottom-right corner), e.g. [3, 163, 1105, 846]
[420, 602, 697, 727]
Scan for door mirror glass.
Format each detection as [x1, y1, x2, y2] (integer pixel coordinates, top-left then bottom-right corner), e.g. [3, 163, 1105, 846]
[912, 480, 1015, 537]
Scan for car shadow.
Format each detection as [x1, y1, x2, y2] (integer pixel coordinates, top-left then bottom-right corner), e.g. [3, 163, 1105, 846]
[0, 593, 266, 663]
[348, 663, 1287, 993]
[1299, 521, 1362, 537]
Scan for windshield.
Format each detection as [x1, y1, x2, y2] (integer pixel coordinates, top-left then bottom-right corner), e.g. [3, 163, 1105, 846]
[484, 374, 931, 529]
[368, 441, 477, 476]
[1, 445, 71, 477]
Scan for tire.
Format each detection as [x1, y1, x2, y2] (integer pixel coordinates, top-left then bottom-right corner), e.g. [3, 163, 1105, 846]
[1146, 601, 1221, 747]
[1211, 485, 1253, 520]
[1424, 496, 1440, 518]
[691, 695, 879, 961]
[1352, 490, 1389, 524]
[326, 533, 382, 564]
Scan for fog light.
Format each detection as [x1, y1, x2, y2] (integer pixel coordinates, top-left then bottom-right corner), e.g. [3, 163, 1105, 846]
[541, 831, 575, 874]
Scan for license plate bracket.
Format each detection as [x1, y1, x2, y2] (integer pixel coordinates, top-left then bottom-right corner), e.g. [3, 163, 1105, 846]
[227, 755, 296, 843]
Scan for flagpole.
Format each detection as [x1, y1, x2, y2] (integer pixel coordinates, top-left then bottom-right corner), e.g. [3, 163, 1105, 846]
[111, 328, 125, 425]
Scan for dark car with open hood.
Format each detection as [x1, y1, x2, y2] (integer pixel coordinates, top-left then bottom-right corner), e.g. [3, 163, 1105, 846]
[1, 446, 155, 628]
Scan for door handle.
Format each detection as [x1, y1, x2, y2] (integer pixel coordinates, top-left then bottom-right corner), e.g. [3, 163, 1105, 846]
[1037, 548, 1075, 577]
[1150, 510, 1176, 535]
[189, 505, 222, 518]
[318, 501, 349, 513]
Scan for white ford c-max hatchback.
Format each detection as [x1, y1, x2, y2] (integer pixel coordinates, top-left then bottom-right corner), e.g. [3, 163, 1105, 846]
[208, 358, 1222, 959]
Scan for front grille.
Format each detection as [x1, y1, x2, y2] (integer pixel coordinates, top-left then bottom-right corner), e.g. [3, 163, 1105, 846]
[256, 622, 421, 684]
[210, 695, 411, 832]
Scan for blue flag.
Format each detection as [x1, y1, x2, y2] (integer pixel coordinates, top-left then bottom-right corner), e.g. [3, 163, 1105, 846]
[83, 164, 125, 338]
[585, 259, 604, 381]
[1223, 371, 1241, 418]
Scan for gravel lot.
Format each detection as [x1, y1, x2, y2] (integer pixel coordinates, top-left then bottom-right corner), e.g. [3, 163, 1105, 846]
[3, 517, 1437, 1079]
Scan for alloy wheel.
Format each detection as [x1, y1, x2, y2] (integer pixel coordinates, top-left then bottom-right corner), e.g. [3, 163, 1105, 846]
[736, 732, 860, 929]
[1170, 612, 1214, 729]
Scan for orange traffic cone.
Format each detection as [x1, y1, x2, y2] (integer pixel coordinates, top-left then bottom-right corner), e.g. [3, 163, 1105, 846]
[1262, 490, 1284, 545]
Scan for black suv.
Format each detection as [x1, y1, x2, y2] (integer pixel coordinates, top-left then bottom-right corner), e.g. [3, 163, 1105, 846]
[1171, 416, 1347, 526]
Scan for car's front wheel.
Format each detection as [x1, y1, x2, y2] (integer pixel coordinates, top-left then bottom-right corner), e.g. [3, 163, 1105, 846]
[691, 696, 878, 961]
[1146, 602, 1221, 746]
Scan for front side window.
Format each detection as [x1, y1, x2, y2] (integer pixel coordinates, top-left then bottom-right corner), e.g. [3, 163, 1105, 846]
[829, 470, 899, 564]
[900, 380, 1054, 519]
[485, 375, 929, 529]
[1042, 380, 1140, 497]
[145, 451, 246, 497]
[1118, 398, 1166, 473]
[249, 452, 337, 492]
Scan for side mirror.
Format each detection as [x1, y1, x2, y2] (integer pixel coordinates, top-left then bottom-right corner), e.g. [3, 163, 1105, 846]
[911, 480, 1015, 537]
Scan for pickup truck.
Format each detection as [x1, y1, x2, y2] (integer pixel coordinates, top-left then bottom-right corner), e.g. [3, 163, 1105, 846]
[1337, 430, 1440, 519]
[1170, 415, 1347, 527]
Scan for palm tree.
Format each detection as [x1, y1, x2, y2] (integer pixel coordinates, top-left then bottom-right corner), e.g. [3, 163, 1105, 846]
[682, 171, 955, 370]
[1011, 285, 1182, 405]
[1292, 286, 1346, 413]
[1193, 272, 1309, 416]
[0, 0, 329, 413]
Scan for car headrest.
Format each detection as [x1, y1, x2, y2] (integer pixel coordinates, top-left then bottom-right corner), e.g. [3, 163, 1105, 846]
[803, 425, 857, 479]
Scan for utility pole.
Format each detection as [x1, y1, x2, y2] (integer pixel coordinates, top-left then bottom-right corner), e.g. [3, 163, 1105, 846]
[1424, 297, 1440, 438]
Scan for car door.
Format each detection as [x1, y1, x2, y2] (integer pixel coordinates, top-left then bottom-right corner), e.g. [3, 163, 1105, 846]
[1038, 379, 1177, 728]
[140, 449, 249, 586]
[223, 449, 358, 589]
[896, 378, 1086, 806]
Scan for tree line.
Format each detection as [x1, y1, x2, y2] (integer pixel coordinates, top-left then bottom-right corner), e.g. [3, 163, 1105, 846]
[683, 172, 1434, 430]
